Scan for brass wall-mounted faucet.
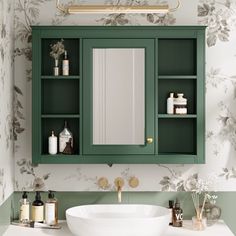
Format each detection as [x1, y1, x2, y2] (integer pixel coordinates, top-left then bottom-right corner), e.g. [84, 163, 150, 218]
[114, 177, 124, 203]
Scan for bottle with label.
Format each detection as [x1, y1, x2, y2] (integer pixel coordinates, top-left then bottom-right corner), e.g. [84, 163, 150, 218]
[167, 93, 174, 114]
[174, 93, 187, 115]
[62, 50, 69, 76]
[19, 191, 30, 223]
[31, 191, 44, 223]
[59, 121, 73, 154]
[48, 131, 57, 155]
[172, 198, 183, 227]
[168, 200, 174, 225]
[45, 190, 58, 226]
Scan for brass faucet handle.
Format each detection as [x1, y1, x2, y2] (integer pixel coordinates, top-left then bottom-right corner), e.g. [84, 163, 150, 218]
[98, 177, 109, 190]
[129, 177, 139, 188]
[114, 177, 124, 189]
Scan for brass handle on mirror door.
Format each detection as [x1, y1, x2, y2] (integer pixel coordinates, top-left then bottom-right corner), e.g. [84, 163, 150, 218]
[146, 137, 153, 144]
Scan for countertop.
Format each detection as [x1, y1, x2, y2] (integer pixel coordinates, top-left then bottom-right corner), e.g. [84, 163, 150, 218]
[3, 220, 235, 236]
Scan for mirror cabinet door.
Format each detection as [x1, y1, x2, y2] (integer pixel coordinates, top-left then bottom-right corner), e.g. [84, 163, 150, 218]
[93, 48, 145, 145]
[83, 39, 155, 155]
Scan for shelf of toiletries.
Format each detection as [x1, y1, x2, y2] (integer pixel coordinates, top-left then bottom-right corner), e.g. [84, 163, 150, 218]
[43, 118, 79, 155]
[158, 80, 196, 115]
[18, 191, 59, 227]
[41, 38, 80, 76]
[39, 38, 81, 157]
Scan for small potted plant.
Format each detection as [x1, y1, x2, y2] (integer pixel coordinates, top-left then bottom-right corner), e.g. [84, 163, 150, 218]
[50, 39, 65, 76]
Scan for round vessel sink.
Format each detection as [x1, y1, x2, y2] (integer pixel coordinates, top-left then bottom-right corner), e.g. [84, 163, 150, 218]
[66, 204, 169, 236]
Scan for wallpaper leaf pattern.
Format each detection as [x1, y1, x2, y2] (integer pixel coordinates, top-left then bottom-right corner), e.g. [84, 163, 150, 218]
[13, 86, 25, 142]
[198, 0, 236, 47]
[16, 159, 51, 191]
[0, 0, 14, 205]
[97, 0, 176, 25]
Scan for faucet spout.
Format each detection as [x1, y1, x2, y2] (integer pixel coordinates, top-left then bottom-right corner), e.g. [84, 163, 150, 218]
[117, 185, 122, 203]
[114, 177, 124, 204]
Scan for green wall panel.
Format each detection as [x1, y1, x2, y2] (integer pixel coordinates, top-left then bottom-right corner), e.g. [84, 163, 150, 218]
[0, 195, 14, 235]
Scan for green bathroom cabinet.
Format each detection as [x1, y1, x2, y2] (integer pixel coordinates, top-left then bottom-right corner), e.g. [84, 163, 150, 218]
[32, 26, 205, 164]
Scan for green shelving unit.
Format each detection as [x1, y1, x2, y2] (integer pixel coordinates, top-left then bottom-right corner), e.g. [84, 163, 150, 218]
[32, 26, 205, 164]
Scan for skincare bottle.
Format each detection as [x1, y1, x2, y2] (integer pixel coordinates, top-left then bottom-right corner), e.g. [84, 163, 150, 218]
[59, 121, 73, 153]
[167, 93, 174, 114]
[48, 131, 57, 155]
[168, 200, 174, 225]
[19, 191, 30, 223]
[45, 190, 58, 226]
[172, 198, 183, 227]
[31, 191, 44, 223]
[62, 50, 69, 76]
[174, 93, 187, 115]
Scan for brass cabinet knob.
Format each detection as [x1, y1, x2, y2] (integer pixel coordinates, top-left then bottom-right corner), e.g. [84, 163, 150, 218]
[146, 137, 153, 144]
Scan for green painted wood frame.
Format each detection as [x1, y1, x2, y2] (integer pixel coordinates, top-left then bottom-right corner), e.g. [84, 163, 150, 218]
[32, 26, 205, 164]
[83, 39, 155, 155]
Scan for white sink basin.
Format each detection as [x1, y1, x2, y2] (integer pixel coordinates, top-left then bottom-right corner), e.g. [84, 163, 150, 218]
[66, 204, 170, 236]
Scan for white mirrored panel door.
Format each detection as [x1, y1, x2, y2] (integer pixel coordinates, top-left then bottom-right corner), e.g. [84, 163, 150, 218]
[93, 48, 145, 145]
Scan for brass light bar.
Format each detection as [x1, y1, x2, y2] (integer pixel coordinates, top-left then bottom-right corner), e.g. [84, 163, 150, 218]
[56, 0, 180, 14]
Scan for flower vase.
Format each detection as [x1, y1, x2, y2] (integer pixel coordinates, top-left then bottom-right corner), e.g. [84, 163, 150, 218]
[53, 59, 59, 76]
[192, 216, 207, 231]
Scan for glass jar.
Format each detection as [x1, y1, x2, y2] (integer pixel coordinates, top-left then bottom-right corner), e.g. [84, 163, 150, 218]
[192, 216, 207, 231]
[174, 93, 187, 114]
[204, 202, 221, 226]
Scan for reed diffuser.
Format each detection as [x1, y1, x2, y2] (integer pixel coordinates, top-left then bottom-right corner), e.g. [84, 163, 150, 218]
[184, 175, 216, 231]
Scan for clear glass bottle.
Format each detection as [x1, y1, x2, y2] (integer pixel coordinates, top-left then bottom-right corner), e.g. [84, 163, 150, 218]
[62, 50, 69, 76]
[169, 200, 174, 225]
[45, 190, 58, 226]
[59, 121, 73, 153]
[19, 191, 30, 223]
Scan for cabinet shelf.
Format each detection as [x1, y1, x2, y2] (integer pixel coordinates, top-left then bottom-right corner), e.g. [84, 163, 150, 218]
[41, 114, 80, 118]
[158, 75, 197, 80]
[41, 75, 80, 80]
[158, 114, 197, 118]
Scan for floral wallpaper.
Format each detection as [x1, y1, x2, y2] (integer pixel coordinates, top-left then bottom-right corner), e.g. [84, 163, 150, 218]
[0, 0, 15, 206]
[13, 0, 236, 192]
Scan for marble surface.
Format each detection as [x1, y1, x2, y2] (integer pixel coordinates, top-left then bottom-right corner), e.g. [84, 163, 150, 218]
[3, 220, 235, 236]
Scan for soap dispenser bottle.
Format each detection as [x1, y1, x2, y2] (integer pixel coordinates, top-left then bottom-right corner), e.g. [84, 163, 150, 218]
[172, 198, 183, 227]
[19, 191, 30, 223]
[167, 92, 174, 114]
[45, 190, 58, 226]
[32, 191, 44, 223]
[168, 200, 174, 225]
